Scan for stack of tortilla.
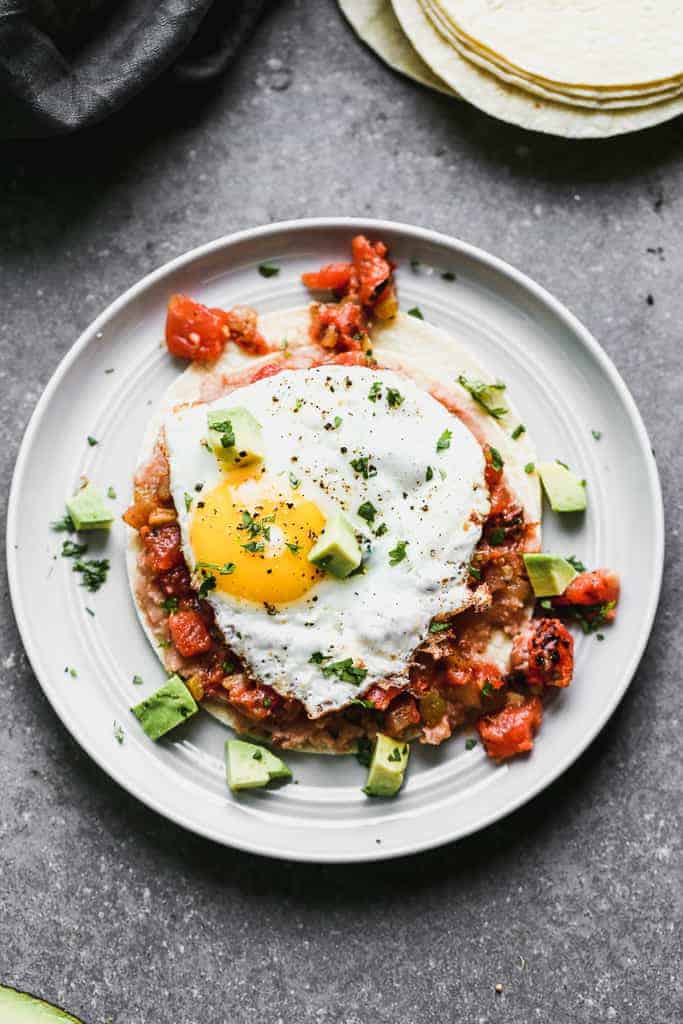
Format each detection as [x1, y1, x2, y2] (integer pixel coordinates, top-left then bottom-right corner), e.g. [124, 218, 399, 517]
[338, 0, 683, 137]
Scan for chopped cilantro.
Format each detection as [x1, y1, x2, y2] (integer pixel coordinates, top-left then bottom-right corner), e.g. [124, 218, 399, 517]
[511, 424, 526, 440]
[107, 486, 117, 500]
[321, 658, 368, 685]
[429, 621, 451, 634]
[65, 666, 78, 678]
[252, 749, 263, 761]
[52, 513, 75, 533]
[357, 501, 377, 524]
[62, 539, 88, 558]
[196, 560, 236, 575]
[215, 421, 235, 449]
[488, 527, 506, 546]
[388, 746, 403, 763]
[258, 262, 280, 278]
[407, 306, 424, 319]
[374, 523, 388, 537]
[289, 471, 301, 489]
[468, 562, 482, 580]
[465, 738, 477, 751]
[441, 271, 456, 282]
[222, 658, 238, 675]
[570, 601, 616, 634]
[368, 381, 383, 402]
[242, 540, 264, 553]
[87, 436, 98, 447]
[410, 258, 421, 272]
[198, 575, 216, 597]
[158, 639, 171, 648]
[73, 558, 109, 592]
[457, 375, 508, 419]
[489, 446, 504, 471]
[286, 542, 300, 555]
[524, 462, 535, 474]
[388, 539, 409, 565]
[425, 465, 434, 482]
[162, 596, 179, 612]
[592, 429, 602, 441]
[113, 722, 125, 744]
[556, 459, 569, 470]
[386, 387, 404, 409]
[132, 674, 143, 686]
[85, 607, 95, 617]
[333, 415, 342, 429]
[355, 737, 373, 767]
[436, 429, 452, 453]
[596, 633, 605, 641]
[481, 681, 494, 696]
[293, 398, 304, 412]
[309, 651, 331, 665]
[350, 455, 377, 479]
[566, 555, 586, 573]
[184, 492, 193, 512]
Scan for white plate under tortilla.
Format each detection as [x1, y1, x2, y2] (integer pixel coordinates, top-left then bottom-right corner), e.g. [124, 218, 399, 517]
[7, 218, 663, 863]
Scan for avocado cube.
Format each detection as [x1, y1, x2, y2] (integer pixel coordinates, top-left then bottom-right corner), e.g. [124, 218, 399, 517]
[131, 674, 198, 740]
[308, 511, 362, 578]
[537, 462, 587, 513]
[65, 483, 114, 531]
[225, 739, 291, 791]
[523, 553, 578, 598]
[363, 733, 410, 798]
[207, 407, 263, 467]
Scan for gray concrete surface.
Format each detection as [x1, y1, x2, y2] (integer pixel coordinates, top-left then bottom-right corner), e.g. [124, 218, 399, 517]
[1, 2, 681, 1022]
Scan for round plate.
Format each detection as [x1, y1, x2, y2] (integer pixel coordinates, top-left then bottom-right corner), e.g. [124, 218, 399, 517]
[7, 218, 663, 862]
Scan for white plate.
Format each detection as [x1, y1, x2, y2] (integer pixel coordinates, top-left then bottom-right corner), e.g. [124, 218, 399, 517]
[7, 218, 663, 863]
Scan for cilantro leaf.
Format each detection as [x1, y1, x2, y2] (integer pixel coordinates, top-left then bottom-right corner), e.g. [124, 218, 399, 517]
[436, 429, 452, 453]
[457, 375, 508, 419]
[388, 540, 409, 565]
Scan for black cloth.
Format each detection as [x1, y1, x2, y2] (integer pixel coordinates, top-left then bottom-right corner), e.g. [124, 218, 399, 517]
[0, 0, 268, 138]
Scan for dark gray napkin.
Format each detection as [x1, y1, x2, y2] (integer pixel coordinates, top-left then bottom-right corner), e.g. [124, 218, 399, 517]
[0, 0, 268, 138]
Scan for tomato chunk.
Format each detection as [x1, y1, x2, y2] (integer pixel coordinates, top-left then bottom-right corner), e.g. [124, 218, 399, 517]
[364, 683, 404, 711]
[302, 263, 354, 292]
[510, 618, 574, 688]
[221, 304, 270, 355]
[142, 524, 184, 574]
[478, 696, 543, 760]
[384, 694, 421, 737]
[156, 564, 193, 598]
[444, 661, 505, 692]
[224, 676, 283, 721]
[165, 294, 227, 362]
[309, 301, 366, 350]
[556, 569, 620, 611]
[168, 610, 213, 658]
[351, 234, 392, 306]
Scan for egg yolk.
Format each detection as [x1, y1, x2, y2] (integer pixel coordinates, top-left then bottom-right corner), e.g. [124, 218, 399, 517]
[190, 467, 326, 605]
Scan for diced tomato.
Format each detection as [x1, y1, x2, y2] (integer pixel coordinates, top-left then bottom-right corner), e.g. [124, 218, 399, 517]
[302, 262, 354, 292]
[351, 235, 393, 306]
[142, 524, 184, 574]
[555, 569, 620, 612]
[224, 676, 283, 721]
[364, 683, 405, 711]
[309, 301, 367, 350]
[168, 610, 213, 658]
[511, 618, 574, 688]
[477, 696, 543, 760]
[156, 564, 193, 598]
[165, 294, 228, 362]
[444, 661, 505, 692]
[221, 304, 270, 355]
[384, 694, 421, 737]
[483, 502, 526, 549]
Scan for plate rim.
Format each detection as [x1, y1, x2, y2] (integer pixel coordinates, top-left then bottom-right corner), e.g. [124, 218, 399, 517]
[7, 216, 665, 862]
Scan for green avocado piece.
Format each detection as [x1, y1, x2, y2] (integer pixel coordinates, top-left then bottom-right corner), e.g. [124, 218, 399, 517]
[537, 461, 587, 513]
[225, 739, 291, 791]
[65, 483, 114, 531]
[308, 511, 362, 578]
[363, 733, 410, 798]
[0, 985, 84, 1023]
[131, 675, 198, 740]
[207, 407, 263, 467]
[523, 553, 578, 597]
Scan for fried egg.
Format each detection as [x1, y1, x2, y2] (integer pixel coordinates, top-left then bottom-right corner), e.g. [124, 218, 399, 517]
[164, 365, 489, 715]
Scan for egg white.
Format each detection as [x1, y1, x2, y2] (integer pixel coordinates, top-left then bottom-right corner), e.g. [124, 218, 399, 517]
[164, 365, 489, 716]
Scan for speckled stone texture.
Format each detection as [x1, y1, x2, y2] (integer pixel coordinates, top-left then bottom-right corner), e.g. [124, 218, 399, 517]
[0, 2, 681, 1022]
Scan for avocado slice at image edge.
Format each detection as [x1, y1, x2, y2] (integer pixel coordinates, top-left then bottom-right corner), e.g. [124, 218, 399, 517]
[537, 462, 587, 513]
[65, 482, 114, 531]
[0, 984, 84, 1023]
[308, 511, 362, 578]
[523, 553, 578, 598]
[364, 733, 410, 798]
[225, 739, 292, 791]
[207, 407, 264, 467]
[131, 674, 198, 740]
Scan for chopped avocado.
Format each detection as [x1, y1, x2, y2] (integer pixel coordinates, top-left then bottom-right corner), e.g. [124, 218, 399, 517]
[537, 461, 587, 513]
[308, 511, 361, 578]
[207, 407, 263, 467]
[363, 733, 410, 797]
[65, 483, 114, 531]
[523, 553, 578, 597]
[0, 984, 84, 1022]
[225, 739, 291, 791]
[131, 674, 198, 740]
